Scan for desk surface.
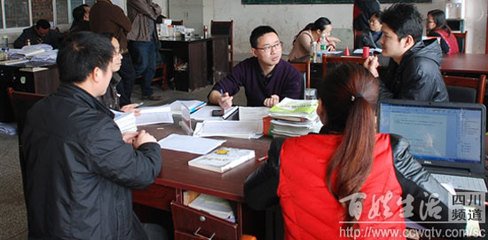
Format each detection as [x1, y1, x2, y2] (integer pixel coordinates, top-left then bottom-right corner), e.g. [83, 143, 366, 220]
[144, 123, 270, 203]
[440, 54, 488, 75]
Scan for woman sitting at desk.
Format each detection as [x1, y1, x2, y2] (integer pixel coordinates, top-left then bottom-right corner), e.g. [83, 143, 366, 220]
[356, 11, 383, 49]
[426, 9, 459, 55]
[244, 63, 465, 239]
[288, 17, 340, 62]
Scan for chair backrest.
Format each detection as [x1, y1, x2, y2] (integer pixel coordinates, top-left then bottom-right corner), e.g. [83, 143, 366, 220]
[453, 31, 467, 53]
[8, 88, 46, 135]
[443, 74, 486, 103]
[289, 61, 311, 90]
[7, 87, 46, 197]
[172, 20, 184, 26]
[322, 55, 366, 80]
[211, 20, 234, 69]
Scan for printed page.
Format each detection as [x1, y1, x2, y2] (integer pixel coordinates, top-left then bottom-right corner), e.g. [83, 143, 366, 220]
[136, 106, 174, 126]
[158, 134, 225, 154]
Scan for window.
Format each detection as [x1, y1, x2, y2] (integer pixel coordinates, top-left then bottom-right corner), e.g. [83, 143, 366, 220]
[5, 0, 30, 28]
[1, 0, 94, 30]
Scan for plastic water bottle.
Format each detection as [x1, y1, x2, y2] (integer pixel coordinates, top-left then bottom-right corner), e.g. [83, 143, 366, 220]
[320, 33, 327, 52]
[1, 35, 8, 52]
[203, 25, 208, 38]
[310, 41, 318, 63]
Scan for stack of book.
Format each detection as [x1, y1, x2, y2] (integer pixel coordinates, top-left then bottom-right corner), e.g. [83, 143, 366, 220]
[269, 98, 321, 137]
[112, 111, 137, 133]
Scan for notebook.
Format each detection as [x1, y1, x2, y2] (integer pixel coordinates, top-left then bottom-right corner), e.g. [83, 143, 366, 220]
[377, 99, 487, 192]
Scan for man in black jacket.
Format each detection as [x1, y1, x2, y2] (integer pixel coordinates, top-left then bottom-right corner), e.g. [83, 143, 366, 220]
[22, 32, 162, 239]
[364, 3, 449, 102]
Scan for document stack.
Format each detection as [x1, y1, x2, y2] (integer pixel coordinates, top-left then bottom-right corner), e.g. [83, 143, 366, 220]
[112, 111, 137, 133]
[188, 193, 235, 223]
[269, 98, 321, 137]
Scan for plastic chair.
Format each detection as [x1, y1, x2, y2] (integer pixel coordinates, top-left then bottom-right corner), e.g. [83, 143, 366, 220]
[453, 31, 467, 53]
[211, 20, 234, 69]
[443, 74, 486, 103]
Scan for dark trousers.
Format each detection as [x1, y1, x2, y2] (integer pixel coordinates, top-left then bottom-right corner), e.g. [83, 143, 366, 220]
[129, 40, 157, 97]
[117, 53, 136, 106]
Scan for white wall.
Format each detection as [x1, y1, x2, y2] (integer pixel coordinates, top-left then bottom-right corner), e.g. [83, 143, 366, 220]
[201, 0, 486, 55]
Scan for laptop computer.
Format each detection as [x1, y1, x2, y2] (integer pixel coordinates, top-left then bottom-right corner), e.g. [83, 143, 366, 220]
[377, 99, 487, 192]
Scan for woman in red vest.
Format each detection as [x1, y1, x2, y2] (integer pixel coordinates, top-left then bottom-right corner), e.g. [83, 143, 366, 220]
[245, 63, 465, 239]
[426, 9, 459, 55]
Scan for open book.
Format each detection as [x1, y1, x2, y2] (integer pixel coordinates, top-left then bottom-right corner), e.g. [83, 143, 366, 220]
[188, 147, 255, 173]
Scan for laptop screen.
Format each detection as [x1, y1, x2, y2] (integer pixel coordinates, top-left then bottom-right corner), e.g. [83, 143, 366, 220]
[378, 100, 485, 164]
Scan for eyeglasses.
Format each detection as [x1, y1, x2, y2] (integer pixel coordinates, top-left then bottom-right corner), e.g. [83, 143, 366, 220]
[255, 41, 283, 53]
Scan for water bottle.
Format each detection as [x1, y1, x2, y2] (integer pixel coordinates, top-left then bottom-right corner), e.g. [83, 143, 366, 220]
[203, 25, 208, 38]
[310, 41, 318, 63]
[1, 35, 8, 52]
[320, 33, 327, 52]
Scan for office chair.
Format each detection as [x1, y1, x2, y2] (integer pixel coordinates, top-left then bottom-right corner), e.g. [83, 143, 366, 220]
[211, 20, 234, 70]
[443, 74, 486, 103]
[7, 87, 46, 201]
[453, 31, 467, 53]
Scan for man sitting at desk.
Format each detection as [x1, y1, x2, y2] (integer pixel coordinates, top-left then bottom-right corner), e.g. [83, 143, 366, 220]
[22, 32, 161, 239]
[363, 3, 448, 102]
[13, 19, 63, 49]
[208, 25, 303, 108]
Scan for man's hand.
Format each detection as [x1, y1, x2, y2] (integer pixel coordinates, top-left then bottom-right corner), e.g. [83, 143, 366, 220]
[121, 104, 141, 116]
[263, 95, 280, 107]
[218, 92, 233, 109]
[122, 131, 139, 144]
[132, 130, 157, 149]
[363, 55, 380, 78]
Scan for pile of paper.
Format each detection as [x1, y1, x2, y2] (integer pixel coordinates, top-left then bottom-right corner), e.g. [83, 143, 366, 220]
[112, 111, 137, 133]
[188, 193, 235, 223]
[269, 98, 321, 137]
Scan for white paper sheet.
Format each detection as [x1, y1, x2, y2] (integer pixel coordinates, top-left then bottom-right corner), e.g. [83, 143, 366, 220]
[193, 120, 263, 139]
[238, 106, 269, 121]
[158, 134, 226, 154]
[190, 105, 223, 121]
[136, 106, 174, 126]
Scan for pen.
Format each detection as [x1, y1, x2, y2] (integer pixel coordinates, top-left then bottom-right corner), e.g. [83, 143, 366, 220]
[257, 155, 268, 162]
[135, 102, 144, 108]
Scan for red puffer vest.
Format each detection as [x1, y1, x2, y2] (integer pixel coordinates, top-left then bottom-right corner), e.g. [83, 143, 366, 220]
[278, 133, 406, 240]
[436, 29, 460, 55]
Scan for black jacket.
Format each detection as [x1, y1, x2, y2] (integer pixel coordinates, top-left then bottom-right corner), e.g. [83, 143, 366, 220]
[244, 134, 467, 233]
[380, 39, 449, 102]
[22, 84, 161, 239]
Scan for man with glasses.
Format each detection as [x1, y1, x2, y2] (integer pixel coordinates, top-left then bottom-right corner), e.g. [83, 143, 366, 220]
[208, 25, 303, 108]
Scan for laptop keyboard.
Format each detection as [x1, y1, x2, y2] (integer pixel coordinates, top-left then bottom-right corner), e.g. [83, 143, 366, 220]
[431, 174, 487, 192]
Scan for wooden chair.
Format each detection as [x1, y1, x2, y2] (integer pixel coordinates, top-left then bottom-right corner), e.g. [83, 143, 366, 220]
[211, 20, 234, 70]
[7, 87, 46, 199]
[443, 74, 486, 103]
[322, 55, 366, 80]
[171, 20, 183, 26]
[453, 31, 467, 53]
[289, 60, 311, 88]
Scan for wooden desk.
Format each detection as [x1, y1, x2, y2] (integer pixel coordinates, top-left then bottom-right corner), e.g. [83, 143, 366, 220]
[440, 54, 488, 75]
[0, 62, 59, 122]
[133, 123, 269, 239]
[160, 36, 229, 92]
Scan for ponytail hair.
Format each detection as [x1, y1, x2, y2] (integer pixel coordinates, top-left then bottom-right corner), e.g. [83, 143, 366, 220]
[318, 63, 379, 227]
